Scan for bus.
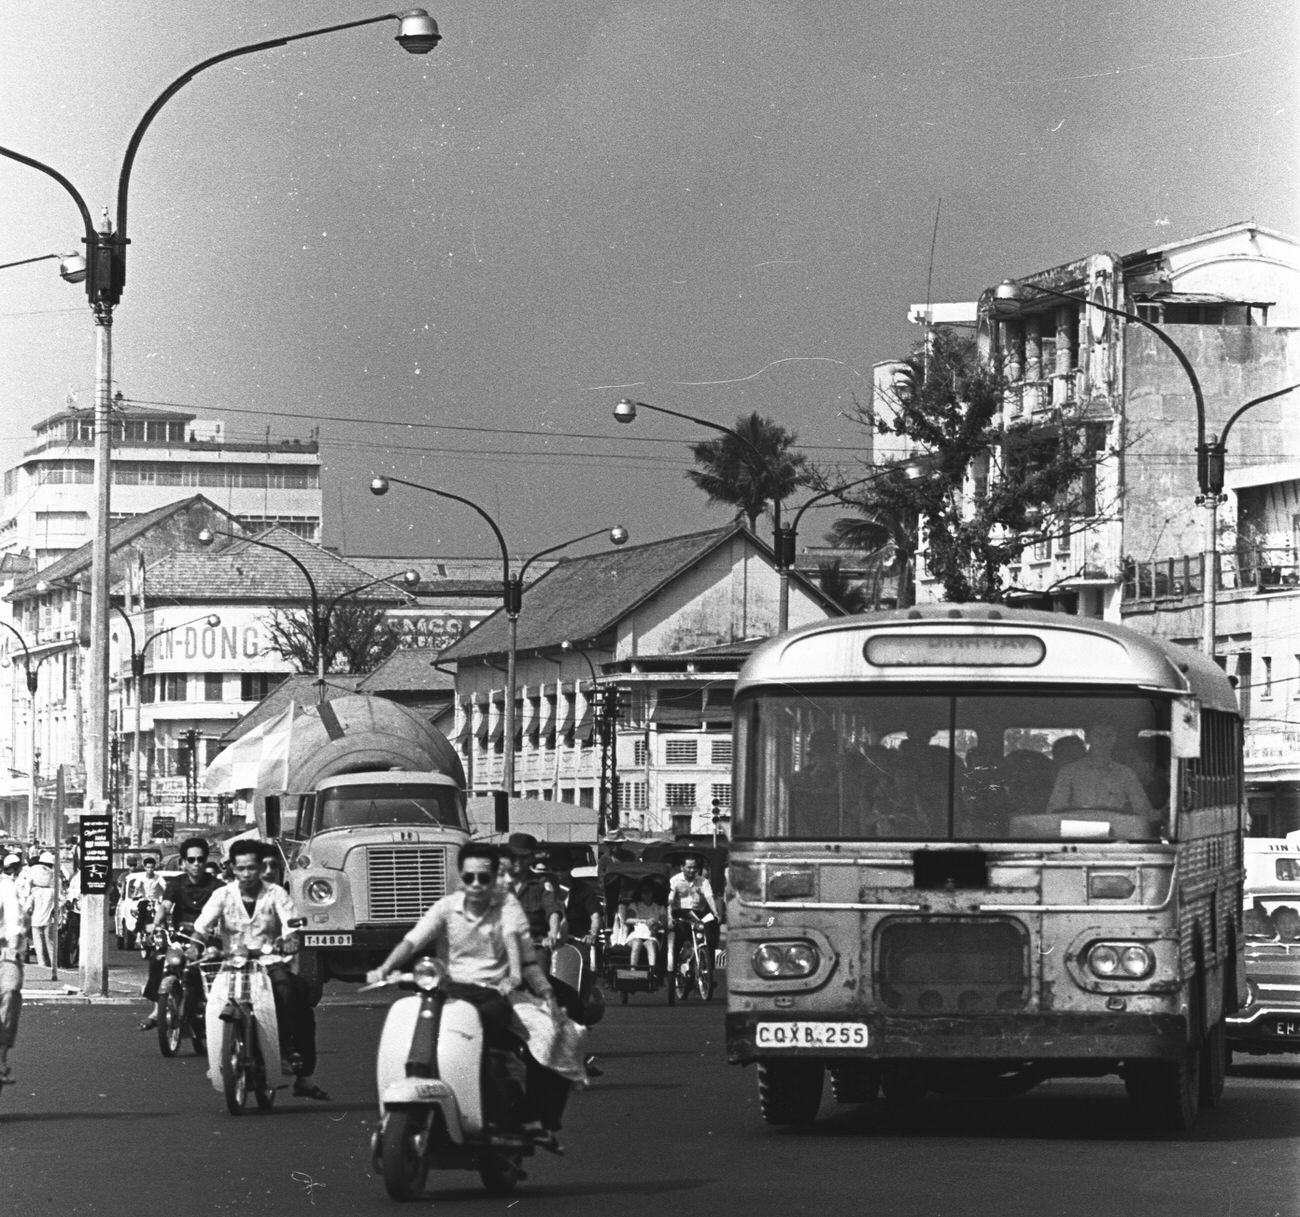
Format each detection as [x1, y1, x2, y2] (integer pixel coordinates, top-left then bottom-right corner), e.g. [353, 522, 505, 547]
[726, 605, 1244, 1131]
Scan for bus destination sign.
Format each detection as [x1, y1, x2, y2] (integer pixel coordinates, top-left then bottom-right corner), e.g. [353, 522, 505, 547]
[865, 633, 1046, 667]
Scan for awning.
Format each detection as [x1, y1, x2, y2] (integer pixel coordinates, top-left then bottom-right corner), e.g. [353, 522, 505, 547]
[489, 716, 504, 743]
[474, 711, 490, 741]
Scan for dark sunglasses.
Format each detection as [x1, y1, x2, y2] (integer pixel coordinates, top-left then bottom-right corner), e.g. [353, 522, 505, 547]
[184, 855, 205, 863]
[460, 871, 494, 886]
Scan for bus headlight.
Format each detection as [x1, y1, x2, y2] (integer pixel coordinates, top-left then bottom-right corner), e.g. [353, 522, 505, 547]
[304, 878, 335, 905]
[752, 942, 819, 979]
[1085, 941, 1154, 980]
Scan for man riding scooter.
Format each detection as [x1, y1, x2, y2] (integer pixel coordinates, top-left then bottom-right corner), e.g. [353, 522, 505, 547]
[369, 841, 570, 1153]
[192, 838, 328, 1101]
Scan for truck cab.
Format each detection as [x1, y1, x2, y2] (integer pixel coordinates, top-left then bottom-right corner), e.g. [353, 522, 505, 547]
[279, 769, 470, 1001]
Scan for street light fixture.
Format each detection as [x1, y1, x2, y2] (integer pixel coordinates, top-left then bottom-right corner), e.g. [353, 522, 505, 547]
[992, 279, 1300, 654]
[613, 396, 795, 617]
[0, 622, 49, 842]
[370, 475, 628, 804]
[112, 610, 220, 847]
[0, 8, 440, 996]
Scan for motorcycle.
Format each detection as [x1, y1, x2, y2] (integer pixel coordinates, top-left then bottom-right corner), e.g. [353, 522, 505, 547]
[366, 958, 535, 1201]
[154, 926, 208, 1058]
[204, 941, 285, 1115]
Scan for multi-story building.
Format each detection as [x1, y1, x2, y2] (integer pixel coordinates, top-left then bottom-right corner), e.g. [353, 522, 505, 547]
[886, 222, 1300, 834]
[439, 525, 840, 836]
[1, 398, 321, 565]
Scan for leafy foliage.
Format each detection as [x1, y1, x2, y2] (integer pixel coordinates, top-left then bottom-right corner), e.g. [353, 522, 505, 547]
[815, 557, 871, 614]
[266, 602, 402, 676]
[834, 329, 1110, 603]
[687, 412, 808, 531]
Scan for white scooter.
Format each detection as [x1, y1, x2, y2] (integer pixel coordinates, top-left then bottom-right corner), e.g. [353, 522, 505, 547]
[366, 958, 534, 1201]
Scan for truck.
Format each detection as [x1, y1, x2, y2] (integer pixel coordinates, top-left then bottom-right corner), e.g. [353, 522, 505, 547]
[239, 695, 469, 1003]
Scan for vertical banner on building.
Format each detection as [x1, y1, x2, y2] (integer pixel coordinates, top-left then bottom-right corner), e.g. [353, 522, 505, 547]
[80, 814, 112, 895]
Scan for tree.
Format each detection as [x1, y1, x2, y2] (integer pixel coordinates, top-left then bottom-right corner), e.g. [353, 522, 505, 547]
[687, 412, 808, 531]
[267, 601, 402, 676]
[815, 557, 871, 614]
[835, 328, 1112, 604]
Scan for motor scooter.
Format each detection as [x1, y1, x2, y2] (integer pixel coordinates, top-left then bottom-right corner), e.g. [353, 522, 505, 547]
[366, 958, 534, 1201]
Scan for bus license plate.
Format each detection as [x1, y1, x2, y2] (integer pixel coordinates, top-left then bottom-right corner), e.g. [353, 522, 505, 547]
[302, 933, 352, 947]
[756, 1021, 869, 1049]
[1274, 1019, 1300, 1039]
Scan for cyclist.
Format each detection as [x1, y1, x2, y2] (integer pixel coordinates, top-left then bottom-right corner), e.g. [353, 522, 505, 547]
[668, 854, 720, 979]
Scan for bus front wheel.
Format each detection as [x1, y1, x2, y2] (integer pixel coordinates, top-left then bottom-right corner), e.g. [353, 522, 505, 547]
[757, 1059, 823, 1126]
[1124, 1048, 1200, 1131]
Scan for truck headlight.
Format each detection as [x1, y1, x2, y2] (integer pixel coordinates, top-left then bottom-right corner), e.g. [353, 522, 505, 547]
[304, 878, 335, 905]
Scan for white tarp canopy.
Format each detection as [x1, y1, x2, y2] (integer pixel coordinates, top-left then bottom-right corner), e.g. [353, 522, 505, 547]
[202, 703, 301, 795]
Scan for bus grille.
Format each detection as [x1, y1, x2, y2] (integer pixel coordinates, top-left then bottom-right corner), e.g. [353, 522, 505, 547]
[364, 847, 449, 922]
[877, 918, 1029, 1014]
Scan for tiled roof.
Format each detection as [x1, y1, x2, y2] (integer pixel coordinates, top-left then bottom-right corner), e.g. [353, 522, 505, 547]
[441, 527, 745, 662]
[8, 495, 235, 597]
[358, 649, 455, 694]
[136, 528, 415, 604]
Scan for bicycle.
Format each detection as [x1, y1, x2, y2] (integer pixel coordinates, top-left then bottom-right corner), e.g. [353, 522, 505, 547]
[205, 944, 281, 1115]
[669, 913, 715, 1003]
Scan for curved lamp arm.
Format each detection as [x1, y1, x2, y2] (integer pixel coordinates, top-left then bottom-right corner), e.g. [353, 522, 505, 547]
[0, 621, 39, 695]
[560, 639, 599, 689]
[199, 528, 322, 644]
[323, 569, 420, 620]
[518, 526, 628, 586]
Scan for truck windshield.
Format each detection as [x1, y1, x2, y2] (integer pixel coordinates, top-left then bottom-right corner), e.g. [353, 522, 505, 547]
[316, 783, 463, 830]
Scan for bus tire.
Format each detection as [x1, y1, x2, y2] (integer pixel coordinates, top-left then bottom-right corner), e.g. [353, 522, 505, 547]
[1200, 963, 1231, 1108]
[829, 1061, 880, 1104]
[757, 1059, 823, 1125]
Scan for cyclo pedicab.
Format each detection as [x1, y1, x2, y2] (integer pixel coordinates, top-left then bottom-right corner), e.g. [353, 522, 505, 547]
[599, 863, 674, 1005]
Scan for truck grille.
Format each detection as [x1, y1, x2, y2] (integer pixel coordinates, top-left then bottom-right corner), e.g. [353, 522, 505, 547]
[364, 847, 450, 921]
[877, 917, 1029, 1014]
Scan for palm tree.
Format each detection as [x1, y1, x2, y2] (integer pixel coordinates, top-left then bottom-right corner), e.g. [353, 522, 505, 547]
[829, 491, 919, 609]
[686, 413, 807, 532]
[816, 557, 871, 614]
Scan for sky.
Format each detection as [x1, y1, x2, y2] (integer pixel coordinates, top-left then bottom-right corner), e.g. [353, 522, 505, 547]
[1, 0, 1296, 564]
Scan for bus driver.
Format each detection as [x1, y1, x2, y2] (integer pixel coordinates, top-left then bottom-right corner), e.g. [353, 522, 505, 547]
[1047, 722, 1153, 817]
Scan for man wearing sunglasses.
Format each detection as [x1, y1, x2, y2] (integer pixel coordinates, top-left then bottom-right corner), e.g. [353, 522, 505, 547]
[139, 837, 221, 1031]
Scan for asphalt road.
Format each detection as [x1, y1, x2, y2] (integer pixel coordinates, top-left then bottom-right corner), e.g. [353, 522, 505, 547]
[4, 961, 1300, 1217]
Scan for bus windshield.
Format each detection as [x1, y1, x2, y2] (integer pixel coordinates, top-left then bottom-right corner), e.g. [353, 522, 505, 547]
[316, 782, 463, 830]
[735, 687, 1172, 843]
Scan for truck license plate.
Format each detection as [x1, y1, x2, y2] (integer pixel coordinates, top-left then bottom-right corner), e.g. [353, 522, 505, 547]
[302, 933, 352, 947]
[756, 1021, 869, 1048]
[1273, 1019, 1300, 1039]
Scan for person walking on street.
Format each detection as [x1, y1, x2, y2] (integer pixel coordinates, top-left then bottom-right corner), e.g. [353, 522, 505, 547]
[27, 851, 56, 970]
[0, 855, 25, 1084]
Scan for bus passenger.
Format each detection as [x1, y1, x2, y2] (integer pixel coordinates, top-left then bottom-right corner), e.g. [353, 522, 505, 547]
[1046, 723, 1152, 817]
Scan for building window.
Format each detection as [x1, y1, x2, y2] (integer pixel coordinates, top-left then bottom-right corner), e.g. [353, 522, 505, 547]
[160, 673, 188, 702]
[619, 781, 648, 810]
[1261, 655, 1273, 700]
[203, 673, 224, 701]
[710, 738, 733, 766]
[240, 673, 286, 702]
[633, 738, 648, 766]
[578, 787, 594, 808]
[664, 739, 698, 766]
[710, 783, 732, 809]
[561, 788, 575, 804]
[664, 783, 696, 808]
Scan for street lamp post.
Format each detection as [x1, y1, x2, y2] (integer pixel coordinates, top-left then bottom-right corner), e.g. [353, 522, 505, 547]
[370, 475, 628, 805]
[0, 623, 45, 843]
[612, 397, 795, 620]
[1, 8, 440, 997]
[112, 610, 220, 847]
[560, 640, 618, 837]
[992, 280, 1300, 655]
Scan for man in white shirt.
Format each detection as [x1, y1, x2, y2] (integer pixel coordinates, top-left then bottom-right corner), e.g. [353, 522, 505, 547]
[193, 838, 327, 1100]
[0, 858, 25, 1083]
[668, 854, 721, 975]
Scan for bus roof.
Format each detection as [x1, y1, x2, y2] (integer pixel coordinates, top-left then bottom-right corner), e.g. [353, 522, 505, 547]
[736, 605, 1238, 712]
[316, 770, 462, 790]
